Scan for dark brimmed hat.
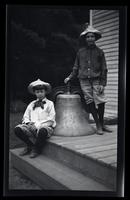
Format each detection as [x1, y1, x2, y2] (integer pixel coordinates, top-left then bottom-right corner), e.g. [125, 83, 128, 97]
[80, 25, 102, 41]
[28, 79, 51, 95]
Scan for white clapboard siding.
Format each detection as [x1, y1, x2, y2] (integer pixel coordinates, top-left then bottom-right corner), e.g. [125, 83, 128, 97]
[97, 43, 119, 50]
[99, 35, 118, 43]
[105, 51, 119, 57]
[92, 10, 119, 119]
[106, 60, 118, 65]
[94, 17, 119, 28]
[93, 12, 119, 24]
[107, 65, 118, 69]
[102, 31, 119, 38]
[93, 10, 117, 17]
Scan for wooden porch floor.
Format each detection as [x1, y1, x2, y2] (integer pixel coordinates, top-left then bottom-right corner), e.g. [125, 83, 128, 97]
[49, 125, 117, 169]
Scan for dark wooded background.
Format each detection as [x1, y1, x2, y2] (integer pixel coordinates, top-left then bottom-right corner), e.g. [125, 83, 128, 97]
[7, 6, 89, 103]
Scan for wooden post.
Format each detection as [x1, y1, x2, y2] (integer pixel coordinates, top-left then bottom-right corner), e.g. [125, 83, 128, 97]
[90, 10, 93, 26]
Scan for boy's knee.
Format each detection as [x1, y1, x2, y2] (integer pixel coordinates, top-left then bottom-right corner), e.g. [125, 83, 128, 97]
[37, 127, 48, 138]
[14, 125, 27, 137]
[14, 125, 23, 136]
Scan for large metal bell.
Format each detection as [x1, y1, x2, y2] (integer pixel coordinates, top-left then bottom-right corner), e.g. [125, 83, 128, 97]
[54, 93, 95, 136]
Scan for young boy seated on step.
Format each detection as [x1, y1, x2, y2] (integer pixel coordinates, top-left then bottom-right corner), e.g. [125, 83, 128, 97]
[14, 79, 56, 158]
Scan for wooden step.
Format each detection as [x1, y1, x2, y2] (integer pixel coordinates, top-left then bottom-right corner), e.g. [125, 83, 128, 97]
[43, 133, 117, 190]
[10, 148, 112, 191]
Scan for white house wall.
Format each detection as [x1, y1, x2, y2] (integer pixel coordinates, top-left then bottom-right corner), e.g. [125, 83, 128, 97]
[92, 10, 119, 119]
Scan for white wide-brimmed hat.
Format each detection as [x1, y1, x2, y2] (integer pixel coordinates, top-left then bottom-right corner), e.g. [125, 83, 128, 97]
[80, 25, 102, 41]
[28, 79, 52, 94]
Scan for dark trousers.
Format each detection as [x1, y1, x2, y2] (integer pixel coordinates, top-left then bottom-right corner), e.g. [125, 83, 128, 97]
[87, 102, 105, 128]
[14, 126, 48, 153]
[97, 102, 105, 126]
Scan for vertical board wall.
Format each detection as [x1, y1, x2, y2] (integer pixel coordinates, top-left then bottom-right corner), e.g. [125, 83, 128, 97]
[92, 10, 119, 119]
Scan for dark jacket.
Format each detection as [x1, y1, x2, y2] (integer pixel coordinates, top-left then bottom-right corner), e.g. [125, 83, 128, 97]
[69, 45, 108, 86]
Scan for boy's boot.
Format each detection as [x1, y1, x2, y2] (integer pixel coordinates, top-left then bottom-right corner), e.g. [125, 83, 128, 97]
[30, 128, 48, 158]
[87, 102, 103, 135]
[19, 146, 32, 156]
[98, 103, 112, 133]
[29, 148, 39, 158]
[14, 126, 33, 156]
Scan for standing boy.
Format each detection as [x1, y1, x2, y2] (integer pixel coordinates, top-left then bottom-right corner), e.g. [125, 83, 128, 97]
[64, 25, 112, 135]
[14, 79, 56, 158]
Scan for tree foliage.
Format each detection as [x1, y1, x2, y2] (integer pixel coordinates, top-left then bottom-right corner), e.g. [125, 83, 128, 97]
[7, 6, 89, 103]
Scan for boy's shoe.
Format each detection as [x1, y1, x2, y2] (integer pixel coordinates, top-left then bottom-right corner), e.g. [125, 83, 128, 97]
[29, 149, 39, 158]
[96, 126, 104, 135]
[19, 147, 32, 156]
[102, 125, 112, 132]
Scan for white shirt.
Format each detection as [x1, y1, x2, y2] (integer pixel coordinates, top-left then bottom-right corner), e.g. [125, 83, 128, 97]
[22, 98, 56, 129]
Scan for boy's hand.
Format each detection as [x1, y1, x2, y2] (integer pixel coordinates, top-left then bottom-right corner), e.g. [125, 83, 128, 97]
[64, 77, 70, 84]
[26, 122, 34, 125]
[27, 122, 37, 132]
[99, 85, 104, 94]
